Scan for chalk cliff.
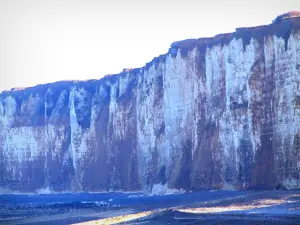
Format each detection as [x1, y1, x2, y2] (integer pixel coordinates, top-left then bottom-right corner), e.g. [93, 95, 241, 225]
[1, 16, 300, 192]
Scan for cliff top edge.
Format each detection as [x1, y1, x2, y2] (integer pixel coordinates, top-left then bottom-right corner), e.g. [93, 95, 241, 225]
[2, 12, 300, 94]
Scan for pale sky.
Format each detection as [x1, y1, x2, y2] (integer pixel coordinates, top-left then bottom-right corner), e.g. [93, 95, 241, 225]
[0, 0, 299, 90]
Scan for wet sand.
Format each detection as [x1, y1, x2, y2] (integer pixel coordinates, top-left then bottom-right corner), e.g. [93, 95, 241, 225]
[1, 190, 300, 225]
[74, 191, 300, 225]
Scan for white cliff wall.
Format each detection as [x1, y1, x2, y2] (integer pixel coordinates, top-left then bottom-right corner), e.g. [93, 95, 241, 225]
[0, 19, 300, 192]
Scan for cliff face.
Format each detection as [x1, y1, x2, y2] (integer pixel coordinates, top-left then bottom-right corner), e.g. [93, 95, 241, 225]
[1, 18, 300, 192]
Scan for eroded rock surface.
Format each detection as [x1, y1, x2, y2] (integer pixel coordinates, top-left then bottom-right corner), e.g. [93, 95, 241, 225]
[1, 17, 300, 192]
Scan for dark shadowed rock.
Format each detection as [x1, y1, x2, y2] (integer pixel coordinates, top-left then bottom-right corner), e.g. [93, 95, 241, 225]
[1, 14, 300, 193]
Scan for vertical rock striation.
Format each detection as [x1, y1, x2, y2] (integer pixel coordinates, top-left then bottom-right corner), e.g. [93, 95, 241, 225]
[1, 17, 300, 192]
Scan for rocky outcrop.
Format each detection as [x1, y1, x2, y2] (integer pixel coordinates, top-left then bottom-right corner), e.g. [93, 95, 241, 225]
[1, 16, 300, 192]
[272, 11, 300, 24]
